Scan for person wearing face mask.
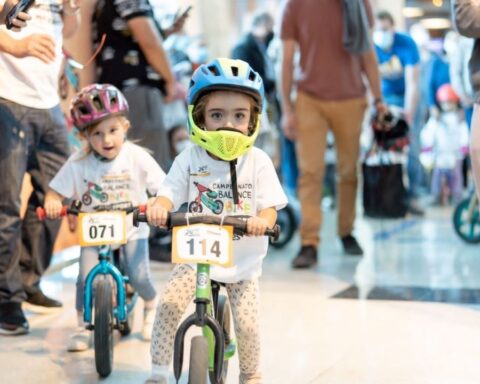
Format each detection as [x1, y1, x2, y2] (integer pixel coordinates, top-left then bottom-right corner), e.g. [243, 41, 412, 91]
[373, 10, 423, 216]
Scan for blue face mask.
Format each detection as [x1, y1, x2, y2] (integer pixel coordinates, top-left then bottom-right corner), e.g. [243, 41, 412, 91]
[373, 30, 394, 51]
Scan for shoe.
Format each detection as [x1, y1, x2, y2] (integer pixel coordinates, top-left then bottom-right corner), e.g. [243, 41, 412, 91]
[407, 199, 425, 216]
[341, 234, 364, 256]
[23, 290, 62, 314]
[291, 245, 317, 269]
[67, 327, 92, 352]
[144, 374, 168, 384]
[0, 302, 29, 335]
[142, 307, 156, 341]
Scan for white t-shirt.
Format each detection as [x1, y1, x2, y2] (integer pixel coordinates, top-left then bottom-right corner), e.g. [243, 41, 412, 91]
[0, 0, 64, 108]
[49, 141, 166, 240]
[160, 145, 288, 283]
[421, 112, 469, 169]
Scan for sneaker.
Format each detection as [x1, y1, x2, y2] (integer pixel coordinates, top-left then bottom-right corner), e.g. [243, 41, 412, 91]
[407, 199, 425, 216]
[240, 372, 263, 384]
[23, 290, 62, 314]
[142, 307, 156, 341]
[144, 374, 168, 384]
[67, 327, 92, 352]
[341, 234, 364, 256]
[0, 302, 29, 336]
[291, 245, 317, 269]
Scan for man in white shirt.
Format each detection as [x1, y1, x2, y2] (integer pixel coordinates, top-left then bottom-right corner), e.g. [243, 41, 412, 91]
[0, 0, 79, 335]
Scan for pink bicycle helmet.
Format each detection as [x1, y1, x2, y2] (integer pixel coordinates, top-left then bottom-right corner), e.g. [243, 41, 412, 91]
[70, 83, 129, 131]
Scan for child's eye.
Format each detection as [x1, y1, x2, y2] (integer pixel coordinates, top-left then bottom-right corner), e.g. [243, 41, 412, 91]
[93, 131, 101, 136]
[210, 112, 222, 120]
[110, 127, 118, 133]
[235, 112, 246, 120]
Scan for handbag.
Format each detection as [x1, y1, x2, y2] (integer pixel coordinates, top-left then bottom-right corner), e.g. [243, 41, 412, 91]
[362, 162, 408, 218]
[342, 0, 372, 54]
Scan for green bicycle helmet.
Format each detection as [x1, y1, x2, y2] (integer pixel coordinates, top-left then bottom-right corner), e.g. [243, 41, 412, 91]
[187, 58, 265, 161]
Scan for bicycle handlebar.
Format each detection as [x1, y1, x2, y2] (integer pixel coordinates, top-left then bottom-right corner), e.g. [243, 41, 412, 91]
[36, 200, 146, 221]
[132, 210, 281, 242]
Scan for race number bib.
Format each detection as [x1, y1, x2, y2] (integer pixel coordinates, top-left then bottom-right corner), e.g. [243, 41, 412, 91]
[172, 224, 233, 267]
[78, 212, 127, 246]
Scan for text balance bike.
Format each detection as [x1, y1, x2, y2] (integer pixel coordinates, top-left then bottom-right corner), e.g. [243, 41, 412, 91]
[37, 200, 141, 377]
[134, 211, 279, 384]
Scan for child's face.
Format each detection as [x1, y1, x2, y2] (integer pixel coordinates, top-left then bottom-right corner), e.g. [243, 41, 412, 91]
[85, 116, 129, 160]
[439, 101, 457, 112]
[204, 91, 252, 134]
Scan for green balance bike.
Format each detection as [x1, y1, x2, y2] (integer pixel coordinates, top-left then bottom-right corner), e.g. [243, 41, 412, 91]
[134, 210, 279, 384]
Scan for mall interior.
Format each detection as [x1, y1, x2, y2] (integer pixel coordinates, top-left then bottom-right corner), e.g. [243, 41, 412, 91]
[3, 0, 480, 383]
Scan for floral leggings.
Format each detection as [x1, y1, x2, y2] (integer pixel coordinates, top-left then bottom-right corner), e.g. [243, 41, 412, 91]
[150, 264, 262, 383]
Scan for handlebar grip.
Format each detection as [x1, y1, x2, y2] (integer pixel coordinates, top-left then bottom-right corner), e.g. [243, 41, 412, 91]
[133, 210, 148, 227]
[265, 224, 281, 242]
[36, 206, 68, 221]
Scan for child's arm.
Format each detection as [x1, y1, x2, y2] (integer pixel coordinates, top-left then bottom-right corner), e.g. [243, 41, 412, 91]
[146, 196, 174, 227]
[246, 207, 277, 237]
[44, 189, 66, 219]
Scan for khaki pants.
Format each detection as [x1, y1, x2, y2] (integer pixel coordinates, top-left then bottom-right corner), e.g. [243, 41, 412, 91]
[295, 92, 367, 246]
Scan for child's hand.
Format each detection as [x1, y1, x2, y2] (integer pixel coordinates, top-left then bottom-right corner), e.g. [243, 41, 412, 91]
[44, 199, 63, 219]
[147, 198, 169, 227]
[246, 216, 269, 237]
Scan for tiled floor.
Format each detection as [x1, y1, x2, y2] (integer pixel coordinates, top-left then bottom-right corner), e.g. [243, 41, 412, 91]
[2, 205, 480, 384]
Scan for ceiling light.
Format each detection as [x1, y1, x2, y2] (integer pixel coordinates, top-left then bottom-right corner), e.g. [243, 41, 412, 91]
[420, 18, 451, 29]
[403, 7, 425, 18]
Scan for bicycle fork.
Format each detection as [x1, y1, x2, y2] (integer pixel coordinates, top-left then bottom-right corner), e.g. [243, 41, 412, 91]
[83, 246, 130, 327]
[173, 264, 225, 384]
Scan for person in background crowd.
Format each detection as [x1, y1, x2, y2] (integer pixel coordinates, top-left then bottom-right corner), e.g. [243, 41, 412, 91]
[280, 0, 386, 269]
[445, 31, 475, 128]
[0, 0, 80, 335]
[85, 0, 187, 171]
[452, 0, 480, 204]
[373, 10, 424, 216]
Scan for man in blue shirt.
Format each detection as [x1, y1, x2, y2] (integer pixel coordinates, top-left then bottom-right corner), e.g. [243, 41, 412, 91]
[374, 10, 424, 215]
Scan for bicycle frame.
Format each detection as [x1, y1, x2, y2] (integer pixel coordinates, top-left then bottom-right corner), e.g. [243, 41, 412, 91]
[83, 244, 137, 326]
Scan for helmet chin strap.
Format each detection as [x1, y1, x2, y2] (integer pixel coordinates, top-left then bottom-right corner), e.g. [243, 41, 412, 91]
[229, 159, 239, 205]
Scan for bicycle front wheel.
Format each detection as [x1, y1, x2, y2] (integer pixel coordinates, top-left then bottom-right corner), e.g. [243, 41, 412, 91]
[453, 197, 480, 243]
[188, 336, 208, 384]
[94, 278, 114, 377]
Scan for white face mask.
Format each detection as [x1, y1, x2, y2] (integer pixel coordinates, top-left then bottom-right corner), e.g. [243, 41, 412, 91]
[174, 139, 192, 154]
[373, 30, 394, 51]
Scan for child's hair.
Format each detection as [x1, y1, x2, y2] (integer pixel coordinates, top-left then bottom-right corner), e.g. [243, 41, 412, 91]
[192, 91, 260, 136]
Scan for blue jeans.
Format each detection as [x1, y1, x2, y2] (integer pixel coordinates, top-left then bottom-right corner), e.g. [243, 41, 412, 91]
[0, 99, 69, 303]
[280, 135, 299, 197]
[76, 239, 156, 311]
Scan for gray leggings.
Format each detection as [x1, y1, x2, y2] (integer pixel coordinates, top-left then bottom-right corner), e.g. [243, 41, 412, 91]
[150, 264, 262, 383]
[75, 238, 156, 311]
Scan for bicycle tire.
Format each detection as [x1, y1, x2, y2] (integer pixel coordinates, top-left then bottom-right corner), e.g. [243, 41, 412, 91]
[94, 278, 114, 377]
[453, 198, 480, 243]
[188, 336, 209, 384]
[209, 295, 231, 384]
[270, 205, 296, 249]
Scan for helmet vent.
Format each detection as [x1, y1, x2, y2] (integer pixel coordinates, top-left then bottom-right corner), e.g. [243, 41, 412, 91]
[231, 66, 238, 76]
[77, 104, 89, 115]
[208, 65, 220, 76]
[248, 70, 256, 82]
[92, 95, 103, 111]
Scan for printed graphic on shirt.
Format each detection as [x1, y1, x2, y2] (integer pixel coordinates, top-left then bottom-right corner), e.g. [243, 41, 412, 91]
[189, 165, 211, 177]
[379, 55, 403, 80]
[188, 180, 254, 216]
[82, 172, 132, 208]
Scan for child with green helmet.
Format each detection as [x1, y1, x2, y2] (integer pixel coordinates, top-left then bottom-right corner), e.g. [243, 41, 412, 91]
[145, 58, 288, 383]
